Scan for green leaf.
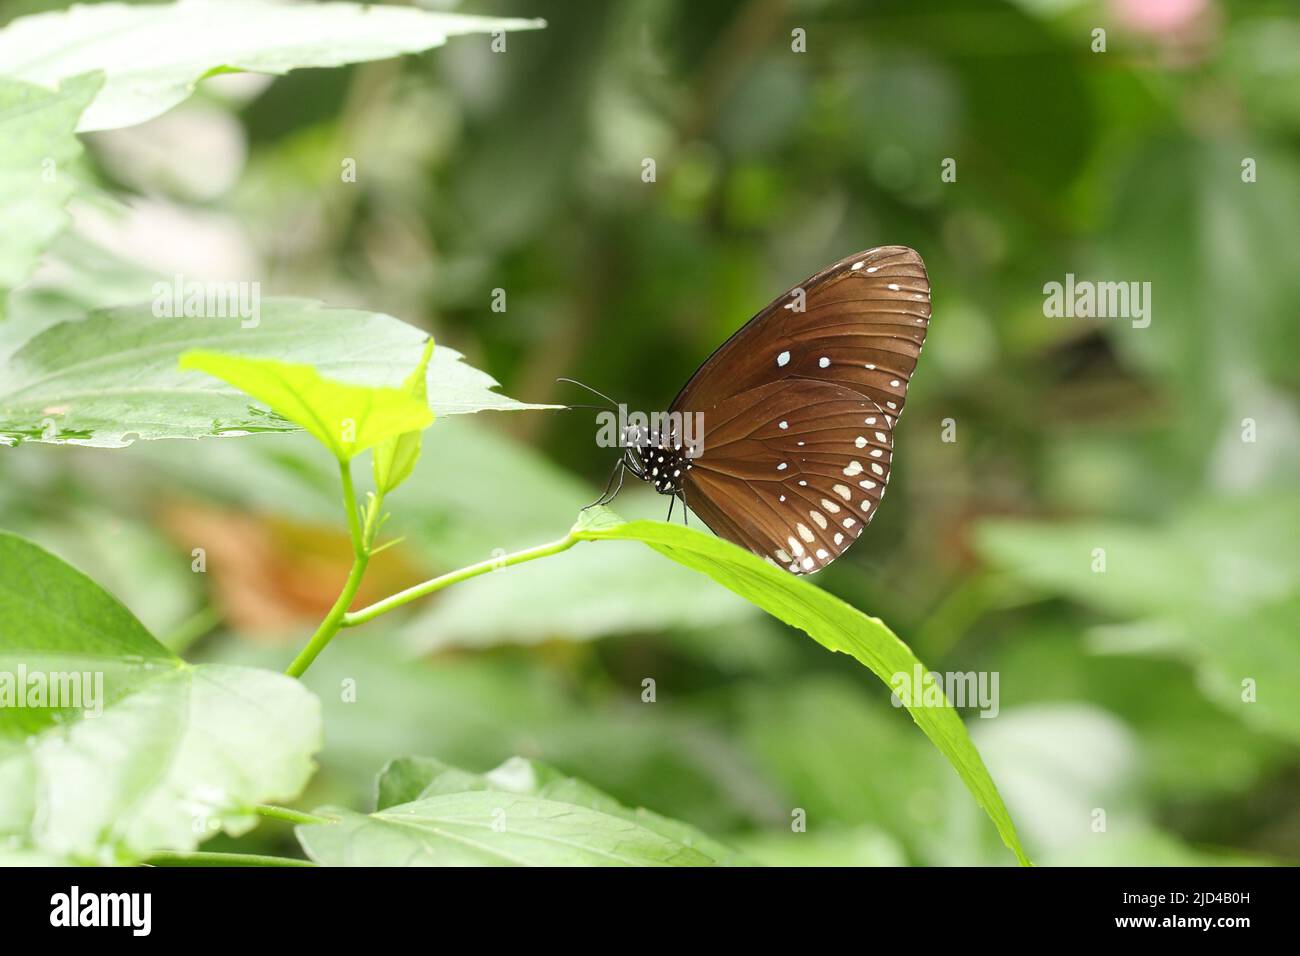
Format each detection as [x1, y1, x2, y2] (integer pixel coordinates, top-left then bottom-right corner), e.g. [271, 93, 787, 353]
[373, 337, 435, 494]
[0, 531, 321, 864]
[0, 1, 546, 133]
[296, 755, 729, 866]
[180, 350, 432, 463]
[976, 495, 1300, 745]
[0, 72, 102, 307]
[0, 298, 552, 447]
[374, 756, 749, 865]
[569, 507, 1032, 866]
[976, 494, 1300, 618]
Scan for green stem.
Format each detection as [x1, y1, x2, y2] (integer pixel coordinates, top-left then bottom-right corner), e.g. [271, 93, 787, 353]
[343, 533, 579, 628]
[285, 550, 369, 678]
[339, 459, 363, 556]
[257, 804, 335, 826]
[285, 461, 385, 678]
[145, 850, 315, 867]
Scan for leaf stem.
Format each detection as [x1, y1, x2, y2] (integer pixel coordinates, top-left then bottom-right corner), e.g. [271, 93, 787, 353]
[285, 463, 386, 678]
[342, 533, 579, 628]
[339, 459, 363, 556]
[145, 850, 315, 867]
[257, 804, 335, 826]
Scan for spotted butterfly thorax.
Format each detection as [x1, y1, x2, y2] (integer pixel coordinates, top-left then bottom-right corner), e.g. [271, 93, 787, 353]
[595, 246, 930, 576]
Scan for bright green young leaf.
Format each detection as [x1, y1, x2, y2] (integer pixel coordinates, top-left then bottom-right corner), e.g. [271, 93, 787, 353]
[180, 350, 433, 463]
[296, 755, 724, 867]
[0, 72, 102, 307]
[569, 507, 1031, 866]
[373, 756, 748, 865]
[0, 298, 552, 447]
[373, 337, 435, 494]
[0, 531, 321, 865]
[0, 1, 545, 133]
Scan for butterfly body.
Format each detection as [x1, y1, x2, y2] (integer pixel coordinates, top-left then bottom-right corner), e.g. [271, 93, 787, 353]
[598, 246, 930, 575]
[623, 429, 693, 497]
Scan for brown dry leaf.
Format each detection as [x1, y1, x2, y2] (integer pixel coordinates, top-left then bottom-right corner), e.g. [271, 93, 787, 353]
[159, 501, 426, 639]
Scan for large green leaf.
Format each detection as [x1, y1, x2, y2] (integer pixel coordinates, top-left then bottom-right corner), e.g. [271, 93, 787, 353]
[296, 755, 728, 866]
[568, 507, 1031, 865]
[180, 349, 433, 463]
[0, 531, 321, 864]
[373, 756, 748, 865]
[0, 72, 101, 306]
[0, 1, 545, 132]
[0, 298, 550, 447]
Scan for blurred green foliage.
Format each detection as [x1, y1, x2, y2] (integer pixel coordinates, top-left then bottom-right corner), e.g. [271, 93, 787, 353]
[2, 0, 1298, 865]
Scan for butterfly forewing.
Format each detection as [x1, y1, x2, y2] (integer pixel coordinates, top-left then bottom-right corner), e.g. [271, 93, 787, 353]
[671, 245, 930, 427]
[674, 246, 929, 574]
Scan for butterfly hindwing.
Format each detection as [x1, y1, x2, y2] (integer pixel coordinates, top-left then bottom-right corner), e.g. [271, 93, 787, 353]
[683, 379, 895, 574]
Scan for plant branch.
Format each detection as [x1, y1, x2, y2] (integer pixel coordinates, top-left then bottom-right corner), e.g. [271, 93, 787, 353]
[339, 459, 363, 556]
[257, 804, 335, 826]
[342, 533, 579, 628]
[285, 463, 386, 678]
[145, 850, 315, 867]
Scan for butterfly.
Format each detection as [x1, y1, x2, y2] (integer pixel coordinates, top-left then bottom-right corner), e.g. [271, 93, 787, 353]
[582, 245, 930, 576]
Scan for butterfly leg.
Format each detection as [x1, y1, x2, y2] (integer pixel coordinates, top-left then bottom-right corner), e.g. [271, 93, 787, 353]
[666, 494, 675, 523]
[584, 459, 625, 510]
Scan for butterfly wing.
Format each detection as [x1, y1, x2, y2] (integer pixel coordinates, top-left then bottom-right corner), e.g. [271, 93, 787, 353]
[671, 245, 930, 427]
[682, 379, 895, 574]
[673, 246, 929, 574]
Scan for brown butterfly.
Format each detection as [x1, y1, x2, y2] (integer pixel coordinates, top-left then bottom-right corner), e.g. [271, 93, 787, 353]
[586, 245, 930, 575]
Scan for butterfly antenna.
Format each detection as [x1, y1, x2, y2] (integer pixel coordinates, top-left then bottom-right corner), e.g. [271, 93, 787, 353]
[556, 377, 620, 411]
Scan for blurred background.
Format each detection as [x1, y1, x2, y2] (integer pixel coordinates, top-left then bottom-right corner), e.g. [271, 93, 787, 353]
[2, 0, 1298, 865]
